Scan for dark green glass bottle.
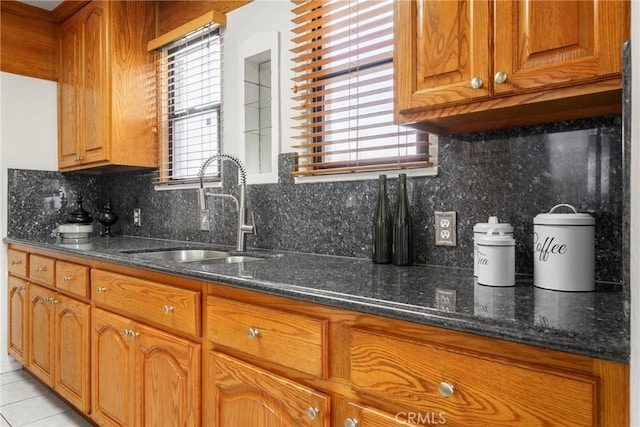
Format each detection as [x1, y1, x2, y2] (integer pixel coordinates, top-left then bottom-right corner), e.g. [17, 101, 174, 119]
[393, 174, 413, 266]
[372, 175, 392, 264]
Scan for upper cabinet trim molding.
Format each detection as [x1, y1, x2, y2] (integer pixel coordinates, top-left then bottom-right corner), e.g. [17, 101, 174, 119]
[147, 9, 226, 52]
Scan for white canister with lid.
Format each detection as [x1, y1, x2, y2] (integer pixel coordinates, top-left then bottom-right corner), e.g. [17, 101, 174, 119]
[533, 204, 595, 292]
[473, 217, 513, 277]
[476, 229, 515, 287]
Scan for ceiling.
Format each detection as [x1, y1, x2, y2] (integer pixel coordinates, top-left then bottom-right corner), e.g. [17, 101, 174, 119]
[17, 0, 63, 11]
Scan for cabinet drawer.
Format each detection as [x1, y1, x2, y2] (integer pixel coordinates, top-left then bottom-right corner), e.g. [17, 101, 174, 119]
[350, 329, 597, 427]
[55, 261, 89, 298]
[7, 249, 28, 277]
[207, 296, 327, 378]
[30, 255, 55, 286]
[91, 269, 200, 337]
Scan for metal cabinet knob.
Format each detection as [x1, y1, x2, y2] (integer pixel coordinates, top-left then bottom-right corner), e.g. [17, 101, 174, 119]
[122, 329, 139, 339]
[438, 381, 455, 398]
[96, 286, 106, 294]
[45, 296, 57, 305]
[10, 260, 21, 265]
[162, 305, 174, 314]
[494, 71, 508, 84]
[63, 276, 72, 282]
[13, 285, 25, 292]
[34, 267, 45, 273]
[247, 327, 261, 340]
[74, 156, 83, 162]
[306, 407, 320, 420]
[470, 77, 483, 89]
[344, 418, 359, 427]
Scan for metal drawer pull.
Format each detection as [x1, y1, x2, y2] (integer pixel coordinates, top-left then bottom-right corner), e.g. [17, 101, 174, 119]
[162, 305, 174, 314]
[438, 381, 455, 398]
[306, 407, 320, 420]
[13, 285, 25, 292]
[494, 71, 508, 84]
[10, 260, 22, 265]
[470, 77, 483, 89]
[344, 418, 359, 427]
[34, 267, 45, 273]
[96, 287, 106, 294]
[246, 327, 261, 340]
[123, 329, 131, 337]
[63, 276, 72, 282]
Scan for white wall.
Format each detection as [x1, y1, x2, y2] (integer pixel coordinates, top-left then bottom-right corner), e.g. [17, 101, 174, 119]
[0, 71, 57, 365]
[222, 0, 295, 158]
[630, 2, 639, 424]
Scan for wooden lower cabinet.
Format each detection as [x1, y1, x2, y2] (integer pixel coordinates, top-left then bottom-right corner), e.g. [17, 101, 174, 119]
[27, 283, 90, 412]
[208, 352, 330, 427]
[54, 293, 90, 413]
[5, 245, 630, 427]
[92, 308, 201, 427]
[344, 402, 419, 427]
[28, 283, 55, 385]
[8, 276, 28, 364]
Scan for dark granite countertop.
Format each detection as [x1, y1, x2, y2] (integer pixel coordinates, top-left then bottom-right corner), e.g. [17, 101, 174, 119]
[4, 235, 629, 363]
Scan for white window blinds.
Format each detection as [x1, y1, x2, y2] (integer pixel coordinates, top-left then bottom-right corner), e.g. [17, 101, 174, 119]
[153, 23, 223, 185]
[291, 0, 431, 176]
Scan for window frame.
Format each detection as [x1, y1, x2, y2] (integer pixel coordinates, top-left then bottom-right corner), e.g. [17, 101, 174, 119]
[291, 0, 435, 180]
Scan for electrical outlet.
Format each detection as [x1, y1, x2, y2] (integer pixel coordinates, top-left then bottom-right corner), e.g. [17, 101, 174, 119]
[435, 211, 457, 246]
[133, 208, 141, 227]
[435, 288, 456, 312]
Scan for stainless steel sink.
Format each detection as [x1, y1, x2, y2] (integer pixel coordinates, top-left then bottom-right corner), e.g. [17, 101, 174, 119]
[183, 255, 263, 265]
[124, 249, 231, 262]
[121, 249, 266, 264]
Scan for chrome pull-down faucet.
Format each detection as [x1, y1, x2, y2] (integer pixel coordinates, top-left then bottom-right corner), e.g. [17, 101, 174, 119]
[198, 154, 255, 252]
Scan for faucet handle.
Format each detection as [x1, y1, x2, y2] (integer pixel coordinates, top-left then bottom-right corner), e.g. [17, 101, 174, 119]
[241, 211, 257, 236]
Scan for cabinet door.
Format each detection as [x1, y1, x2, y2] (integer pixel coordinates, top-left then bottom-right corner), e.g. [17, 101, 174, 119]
[8, 277, 28, 364]
[54, 294, 90, 413]
[210, 352, 330, 427]
[395, 0, 491, 113]
[92, 308, 135, 427]
[494, 0, 630, 96]
[136, 324, 201, 427]
[58, 19, 82, 169]
[28, 284, 55, 386]
[345, 402, 428, 427]
[79, 1, 109, 165]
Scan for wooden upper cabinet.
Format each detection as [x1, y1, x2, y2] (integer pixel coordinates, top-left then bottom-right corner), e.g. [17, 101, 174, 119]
[494, 0, 628, 96]
[398, 0, 491, 108]
[395, 0, 630, 134]
[58, 0, 157, 172]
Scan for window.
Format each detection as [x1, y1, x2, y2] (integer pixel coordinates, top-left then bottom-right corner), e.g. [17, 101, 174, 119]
[291, 0, 432, 176]
[153, 22, 223, 185]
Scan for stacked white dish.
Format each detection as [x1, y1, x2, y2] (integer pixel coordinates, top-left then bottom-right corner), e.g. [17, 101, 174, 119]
[57, 223, 94, 243]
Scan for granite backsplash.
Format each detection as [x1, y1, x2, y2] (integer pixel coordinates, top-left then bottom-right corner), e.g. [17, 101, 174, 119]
[7, 115, 624, 284]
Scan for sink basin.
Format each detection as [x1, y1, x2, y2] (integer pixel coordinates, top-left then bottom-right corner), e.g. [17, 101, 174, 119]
[183, 255, 264, 265]
[121, 248, 267, 264]
[124, 249, 231, 262]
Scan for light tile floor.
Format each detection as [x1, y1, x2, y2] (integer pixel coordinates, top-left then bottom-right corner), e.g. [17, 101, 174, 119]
[0, 357, 92, 427]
